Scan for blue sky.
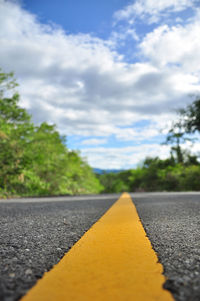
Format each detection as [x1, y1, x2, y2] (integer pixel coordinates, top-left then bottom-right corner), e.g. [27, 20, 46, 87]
[0, 0, 200, 169]
[22, 0, 126, 37]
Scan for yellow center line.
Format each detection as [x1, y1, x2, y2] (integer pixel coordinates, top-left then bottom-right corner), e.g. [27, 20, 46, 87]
[21, 193, 174, 301]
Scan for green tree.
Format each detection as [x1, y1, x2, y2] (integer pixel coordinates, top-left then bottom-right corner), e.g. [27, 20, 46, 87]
[0, 69, 102, 197]
[163, 98, 200, 165]
[178, 98, 200, 133]
[22, 122, 69, 195]
[164, 129, 185, 164]
[0, 69, 34, 194]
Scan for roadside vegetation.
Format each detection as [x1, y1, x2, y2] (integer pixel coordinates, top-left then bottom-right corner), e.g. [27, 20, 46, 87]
[0, 69, 103, 197]
[98, 99, 200, 192]
[1, 68, 200, 197]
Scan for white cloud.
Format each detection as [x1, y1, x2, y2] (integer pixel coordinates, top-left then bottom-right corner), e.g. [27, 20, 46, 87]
[110, 28, 139, 48]
[81, 144, 171, 169]
[140, 20, 200, 74]
[114, 0, 196, 24]
[82, 141, 200, 169]
[1, 0, 200, 168]
[81, 138, 107, 146]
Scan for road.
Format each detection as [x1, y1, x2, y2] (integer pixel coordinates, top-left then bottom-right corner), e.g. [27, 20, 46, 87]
[0, 192, 199, 301]
[132, 192, 200, 301]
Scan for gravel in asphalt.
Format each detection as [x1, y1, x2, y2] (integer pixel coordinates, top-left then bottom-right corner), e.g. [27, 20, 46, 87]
[0, 197, 117, 301]
[0, 193, 200, 301]
[133, 193, 200, 301]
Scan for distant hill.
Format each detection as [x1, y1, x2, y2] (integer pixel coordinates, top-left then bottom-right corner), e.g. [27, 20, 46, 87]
[93, 168, 123, 174]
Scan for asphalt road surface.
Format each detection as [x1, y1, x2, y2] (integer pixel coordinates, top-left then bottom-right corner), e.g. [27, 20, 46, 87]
[0, 192, 200, 301]
[132, 192, 200, 301]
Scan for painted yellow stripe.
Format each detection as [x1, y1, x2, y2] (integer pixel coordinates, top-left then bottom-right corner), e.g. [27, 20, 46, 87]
[21, 193, 174, 301]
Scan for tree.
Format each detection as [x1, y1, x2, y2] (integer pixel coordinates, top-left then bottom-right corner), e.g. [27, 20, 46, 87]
[0, 69, 34, 192]
[164, 129, 185, 164]
[163, 98, 200, 165]
[163, 114, 199, 165]
[0, 69, 102, 197]
[178, 98, 200, 133]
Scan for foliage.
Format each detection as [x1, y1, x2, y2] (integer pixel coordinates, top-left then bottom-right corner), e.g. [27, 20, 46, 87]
[97, 170, 131, 193]
[178, 98, 200, 133]
[98, 154, 200, 193]
[1, 68, 200, 197]
[0, 69, 102, 197]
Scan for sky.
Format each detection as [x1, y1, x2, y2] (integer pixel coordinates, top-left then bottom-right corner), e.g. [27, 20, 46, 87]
[0, 0, 200, 169]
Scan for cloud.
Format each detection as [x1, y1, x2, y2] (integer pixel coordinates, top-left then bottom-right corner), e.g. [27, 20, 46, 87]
[81, 144, 171, 169]
[1, 0, 200, 168]
[140, 20, 200, 74]
[82, 136, 200, 169]
[82, 141, 200, 169]
[114, 0, 196, 24]
[110, 28, 139, 48]
[81, 138, 107, 146]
